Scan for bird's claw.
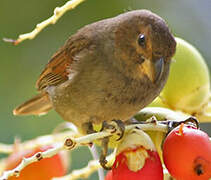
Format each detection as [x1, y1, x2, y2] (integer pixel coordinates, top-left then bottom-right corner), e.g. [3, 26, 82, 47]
[98, 120, 125, 170]
[99, 154, 112, 170]
[112, 120, 125, 141]
[101, 120, 125, 141]
[99, 137, 112, 170]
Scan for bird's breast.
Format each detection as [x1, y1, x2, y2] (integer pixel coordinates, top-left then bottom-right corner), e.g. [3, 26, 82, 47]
[48, 59, 170, 126]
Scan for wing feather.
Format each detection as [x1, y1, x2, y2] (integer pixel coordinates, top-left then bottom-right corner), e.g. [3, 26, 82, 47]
[36, 36, 90, 91]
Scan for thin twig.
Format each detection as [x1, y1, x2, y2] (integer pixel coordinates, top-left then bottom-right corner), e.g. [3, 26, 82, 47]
[1, 108, 178, 154]
[0, 122, 168, 180]
[0, 129, 114, 179]
[3, 0, 86, 45]
[89, 145, 105, 180]
[0, 131, 78, 154]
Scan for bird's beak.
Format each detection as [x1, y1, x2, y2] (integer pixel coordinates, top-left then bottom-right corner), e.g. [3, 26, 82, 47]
[141, 58, 164, 83]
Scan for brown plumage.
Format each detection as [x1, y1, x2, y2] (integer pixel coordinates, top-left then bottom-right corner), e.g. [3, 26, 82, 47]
[14, 10, 176, 131]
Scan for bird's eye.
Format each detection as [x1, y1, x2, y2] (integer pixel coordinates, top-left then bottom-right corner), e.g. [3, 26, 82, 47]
[138, 34, 146, 47]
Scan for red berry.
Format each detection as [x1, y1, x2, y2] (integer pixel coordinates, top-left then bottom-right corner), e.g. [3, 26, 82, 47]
[5, 146, 68, 180]
[112, 147, 163, 180]
[111, 129, 163, 180]
[163, 124, 211, 180]
[105, 170, 113, 180]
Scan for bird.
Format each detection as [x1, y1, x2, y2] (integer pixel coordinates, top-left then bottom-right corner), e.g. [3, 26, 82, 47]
[14, 9, 176, 141]
[13, 9, 176, 169]
[14, 9, 176, 129]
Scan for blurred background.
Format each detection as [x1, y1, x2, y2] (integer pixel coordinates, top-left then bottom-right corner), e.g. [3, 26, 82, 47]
[0, 0, 211, 179]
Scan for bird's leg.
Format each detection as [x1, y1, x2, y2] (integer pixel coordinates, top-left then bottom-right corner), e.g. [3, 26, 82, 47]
[99, 120, 125, 170]
[82, 120, 125, 170]
[99, 136, 111, 170]
[101, 120, 125, 141]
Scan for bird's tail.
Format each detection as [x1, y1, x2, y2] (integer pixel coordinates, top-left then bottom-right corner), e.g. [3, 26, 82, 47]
[13, 93, 52, 116]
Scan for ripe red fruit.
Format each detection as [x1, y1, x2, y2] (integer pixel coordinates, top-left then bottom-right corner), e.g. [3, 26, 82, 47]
[163, 124, 211, 180]
[111, 129, 163, 180]
[5, 146, 68, 180]
[112, 148, 163, 180]
[105, 170, 113, 180]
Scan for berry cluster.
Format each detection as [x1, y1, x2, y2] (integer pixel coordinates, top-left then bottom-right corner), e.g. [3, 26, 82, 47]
[105, 124, 211, 180]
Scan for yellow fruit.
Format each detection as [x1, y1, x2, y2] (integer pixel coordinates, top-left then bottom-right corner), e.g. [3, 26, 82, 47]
[151, 37, 210, 115]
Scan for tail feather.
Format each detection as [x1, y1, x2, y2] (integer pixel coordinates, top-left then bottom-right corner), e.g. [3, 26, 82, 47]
[13, 93, 52, 116]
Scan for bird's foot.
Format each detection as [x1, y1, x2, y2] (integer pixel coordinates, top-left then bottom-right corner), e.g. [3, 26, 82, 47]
[98, 120, 125, 170]
[101, 120, 125, 141]
[99, 137, 112, 170]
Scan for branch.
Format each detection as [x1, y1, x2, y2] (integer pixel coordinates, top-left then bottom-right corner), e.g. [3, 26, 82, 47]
[0, 121, 168, 180]
[88, 145, 105, 180]
[3, 0, 86, 45]
[0, 131, 78, 154]
[0, 128, 114, 179]
[0, 107, 183, 154]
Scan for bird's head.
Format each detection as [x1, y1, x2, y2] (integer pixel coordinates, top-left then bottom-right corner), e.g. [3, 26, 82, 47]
[113, 10, 176, 83]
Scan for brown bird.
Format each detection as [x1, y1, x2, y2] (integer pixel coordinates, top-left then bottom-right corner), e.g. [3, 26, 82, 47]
[14, 9, 176, 135]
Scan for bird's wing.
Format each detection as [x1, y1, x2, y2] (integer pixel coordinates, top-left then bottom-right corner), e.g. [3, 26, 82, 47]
[36, 36, 90, 91]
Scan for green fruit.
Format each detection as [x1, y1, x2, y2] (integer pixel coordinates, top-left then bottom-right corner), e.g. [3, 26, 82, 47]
[151, 37, 210, 114]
